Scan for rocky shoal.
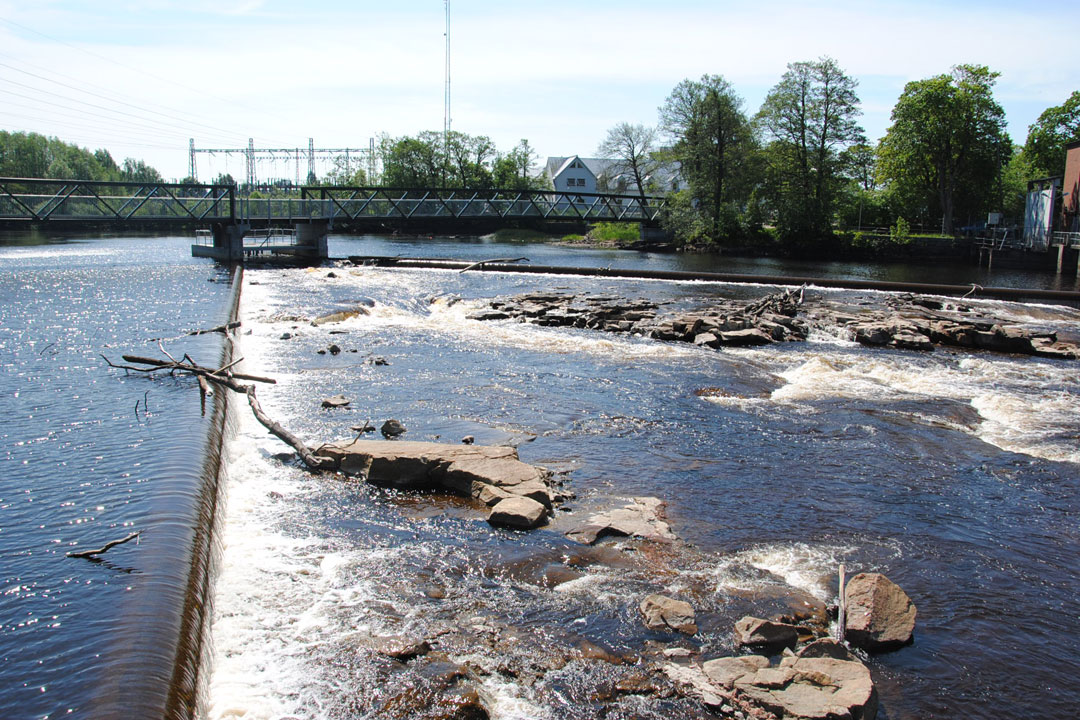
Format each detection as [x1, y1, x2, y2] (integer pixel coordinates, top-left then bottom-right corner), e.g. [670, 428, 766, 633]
[312, 438, 565, 529]
[467, 288, 1079, 359]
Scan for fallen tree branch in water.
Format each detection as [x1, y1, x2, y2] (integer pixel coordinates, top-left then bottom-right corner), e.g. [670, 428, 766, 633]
[187, 320, 241, 336]
[67, 531, 141, 559]
[739, 284, 806, 317]
[104, 352, 332, 470]
[112, 354, 276, 384]
[459, 257, 529, 273]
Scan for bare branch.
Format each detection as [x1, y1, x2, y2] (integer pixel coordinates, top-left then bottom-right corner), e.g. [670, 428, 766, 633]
[67, 531, 141, 559]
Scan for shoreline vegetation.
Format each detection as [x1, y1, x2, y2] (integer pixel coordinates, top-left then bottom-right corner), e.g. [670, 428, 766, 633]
[483, 223, 1041, 268]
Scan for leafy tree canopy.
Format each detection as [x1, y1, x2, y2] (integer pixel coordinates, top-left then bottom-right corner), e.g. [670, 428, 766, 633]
[1024, 90, 1080, 176]
[756, 57, 864, 243]
[659, 74, 757, 242]
[877, 64, 1010, 233]
[0, 131, 162, 182]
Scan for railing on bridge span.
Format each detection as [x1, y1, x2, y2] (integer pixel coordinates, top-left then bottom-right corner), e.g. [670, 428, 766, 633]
[0, 177, 234, 222]
[1, 177, 666, 225]
[290, 187, 666, 223]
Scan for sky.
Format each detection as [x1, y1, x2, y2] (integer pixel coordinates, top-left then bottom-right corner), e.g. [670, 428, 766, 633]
[0, 0, 1076, 182]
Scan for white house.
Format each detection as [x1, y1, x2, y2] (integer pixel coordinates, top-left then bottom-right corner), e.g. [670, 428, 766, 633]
[545, 155, 681, 196]
[546, 156, 604, 194]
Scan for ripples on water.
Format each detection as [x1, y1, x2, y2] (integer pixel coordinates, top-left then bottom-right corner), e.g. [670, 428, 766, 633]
[210, 249, 1079, 720]
[0, 235, 231, 719]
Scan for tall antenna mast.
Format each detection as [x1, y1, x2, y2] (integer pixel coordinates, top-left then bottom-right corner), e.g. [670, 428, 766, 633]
[443, 0, 451, 171]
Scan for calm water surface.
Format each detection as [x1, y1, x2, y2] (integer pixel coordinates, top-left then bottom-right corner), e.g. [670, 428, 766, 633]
[0, 234, 232, 719]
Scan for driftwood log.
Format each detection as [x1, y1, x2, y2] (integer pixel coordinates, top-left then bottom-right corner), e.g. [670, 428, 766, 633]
[459, 257, 528, 273]
[103, 353, 333, 470]
[187, 320, 241, 336]
[67, 531, 141, 559]
[740, 284, 806, 317]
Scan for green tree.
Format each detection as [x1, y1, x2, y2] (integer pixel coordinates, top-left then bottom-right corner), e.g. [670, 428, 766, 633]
[445, 131, 495, 188]
[597, 122, 658, 201]
[756, 57, 864, 244]
[1024, 91, 1080, 176]
[493, 139, 543, 190]
[1000, 146, 1038, 221]
[322, 155, 367, 186]
[379, 132, 445, 187]
[877, 64, 1011, 234]
[660, 74, 757, 243]
[121, 157, 163, 183]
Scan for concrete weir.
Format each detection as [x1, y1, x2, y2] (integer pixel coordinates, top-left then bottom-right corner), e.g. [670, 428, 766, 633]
[192, 220, 328, 262]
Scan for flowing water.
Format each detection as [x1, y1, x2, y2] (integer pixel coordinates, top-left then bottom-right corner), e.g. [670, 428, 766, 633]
[2, 232, 1078, 720]
[209, 236, 1080, 720]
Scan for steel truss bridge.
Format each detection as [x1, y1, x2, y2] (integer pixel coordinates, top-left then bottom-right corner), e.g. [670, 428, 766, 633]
[0, 177, 666, 226]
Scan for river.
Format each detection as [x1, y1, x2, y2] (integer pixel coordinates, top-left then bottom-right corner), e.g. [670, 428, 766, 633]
[2, 232, 1079, 719]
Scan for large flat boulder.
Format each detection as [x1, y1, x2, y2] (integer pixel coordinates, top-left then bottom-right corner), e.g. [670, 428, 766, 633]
[314, 439, 552, 506]
[673, 655, 877, 720]
[736, 656, 878, 720]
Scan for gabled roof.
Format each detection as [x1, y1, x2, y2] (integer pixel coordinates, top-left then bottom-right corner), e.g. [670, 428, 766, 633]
[546, 155, 613, 180]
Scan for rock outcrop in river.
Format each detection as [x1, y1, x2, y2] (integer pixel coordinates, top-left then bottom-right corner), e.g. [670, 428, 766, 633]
[467, 289, 1080, 359]
[312, 439, 559, 528]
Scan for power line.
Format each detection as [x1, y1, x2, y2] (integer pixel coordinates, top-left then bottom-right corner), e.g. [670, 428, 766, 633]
[0, 17, 275, 129]
[0, 112, 183, 150]
[0, 95, 224, 146]
[0, 76, 245, 145]
[0, 58, 259, 143]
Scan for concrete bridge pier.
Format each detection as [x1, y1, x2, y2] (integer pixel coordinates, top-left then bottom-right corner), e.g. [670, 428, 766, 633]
[192, 222, 251, 261]
[296, 220, 329, 259]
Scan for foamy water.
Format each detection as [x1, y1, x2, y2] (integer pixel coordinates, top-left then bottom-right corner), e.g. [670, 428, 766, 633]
[753, 347, 1080, 464]
[207, 262, 1080, 720]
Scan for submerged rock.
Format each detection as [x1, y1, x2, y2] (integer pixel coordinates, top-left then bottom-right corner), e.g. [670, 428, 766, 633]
[565, 496, 676, 544]
[367, 634, 432, 661]
[844, 572, 916, 651]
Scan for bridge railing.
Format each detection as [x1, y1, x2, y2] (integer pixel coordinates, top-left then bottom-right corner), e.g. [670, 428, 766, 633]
[1, 178, 667, 225]
[0, 178, 235, 222]
[298, 187, 667, 223]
